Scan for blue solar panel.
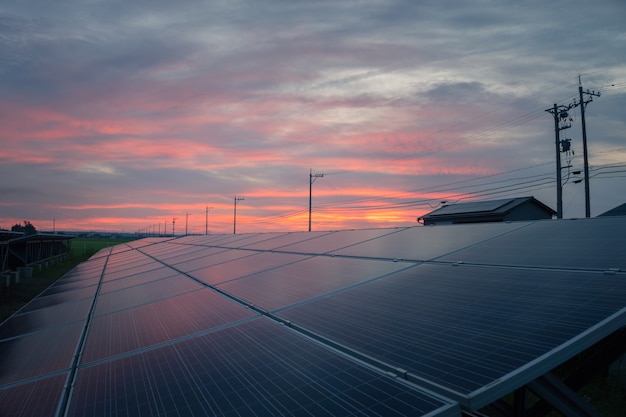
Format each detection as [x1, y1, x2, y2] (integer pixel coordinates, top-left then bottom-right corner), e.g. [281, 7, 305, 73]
[437, 217, 626, 270]
[217, 256, 415, 311]
[0, 374, 67, 417]
[68, 318, 457, 417]
[275, 228, 402, 254]
[2, 216, 625, 416]
[189, 251, 308, 285]
[166, 248, 257, 272]
[0, 298, 91, 339]
[19, 286, 98, 313]
[83, 288, 258, 363]
[240, 231, 331, 250]
[93, 274, 202, 316]
[0, 322, 83, 385]
[277, 263, 626, 407]
[335, 222, 530, 261]
[99, 265, 179, 293]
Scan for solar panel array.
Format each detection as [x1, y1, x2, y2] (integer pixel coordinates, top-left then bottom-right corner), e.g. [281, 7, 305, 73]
[1, 216, 626, 416]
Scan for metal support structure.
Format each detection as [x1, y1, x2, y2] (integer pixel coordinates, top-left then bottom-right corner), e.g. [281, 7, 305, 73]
[527, 373, 602, 417]
[233, 196, 244, 234]
[309, 169, 325, 232]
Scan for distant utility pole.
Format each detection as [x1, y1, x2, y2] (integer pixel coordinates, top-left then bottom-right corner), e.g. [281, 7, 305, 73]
[185, 211, 189, 235]
[205, 206, 213, 235]
[172, 217, 178, 236]
[233, 196, 244, 234]
[572, 77, 600, 218]
[545, 103, 575, 219]
[309, 169, 325, 232]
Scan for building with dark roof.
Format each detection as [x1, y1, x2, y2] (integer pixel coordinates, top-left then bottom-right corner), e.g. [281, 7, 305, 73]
[598, 202, 626, 217]
[418, 196, 556, 225]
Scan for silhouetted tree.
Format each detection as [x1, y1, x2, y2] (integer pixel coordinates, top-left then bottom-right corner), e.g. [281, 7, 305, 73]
[11, 221, 37, 235]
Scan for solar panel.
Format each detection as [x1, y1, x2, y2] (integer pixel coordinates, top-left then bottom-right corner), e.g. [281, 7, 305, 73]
[335, 221, 530, 261]
[82, 288, 258, 363]
[141, 243, 224, 262]
[217, 255, 415, 311]
[278, 263, 626, 407]
[0, 374, 67, 417]
[18, 286, 98, 313]
[188, 251, 308, 285]
[436, 217, 626, 270]
[240, 230, 331, 250]
[0, 298, 91, 339]
[93, 274, 203, 316]
[274, 228, 402, 254]
[98, 265, 179, 293]
[68, 318, 458, 417]
[165, 247, 257, 272]
[0, 322, 83, 385]
[2, 216, 625, 416]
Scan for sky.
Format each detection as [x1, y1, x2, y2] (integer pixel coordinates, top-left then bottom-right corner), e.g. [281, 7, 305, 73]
[1, 0, 625, 235]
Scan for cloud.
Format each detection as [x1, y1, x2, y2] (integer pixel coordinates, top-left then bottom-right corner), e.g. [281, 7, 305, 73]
[0, 0, 625, 233]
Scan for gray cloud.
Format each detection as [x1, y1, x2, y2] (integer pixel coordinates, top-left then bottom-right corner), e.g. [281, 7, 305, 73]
[1, 0, 625, 231]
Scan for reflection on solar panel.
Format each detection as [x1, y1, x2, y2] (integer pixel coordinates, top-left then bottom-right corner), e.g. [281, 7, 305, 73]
[1, 216, 625, 416]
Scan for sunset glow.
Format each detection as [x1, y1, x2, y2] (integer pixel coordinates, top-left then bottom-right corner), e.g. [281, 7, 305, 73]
[1, 1, 625, 234]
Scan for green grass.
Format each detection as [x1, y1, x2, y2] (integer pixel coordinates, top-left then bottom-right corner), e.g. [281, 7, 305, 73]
[70, 237, 136, 261]
[0, 237, 136, 321]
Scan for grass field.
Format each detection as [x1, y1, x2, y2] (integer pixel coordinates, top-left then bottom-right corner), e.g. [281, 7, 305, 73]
[70, 237, 136, 261]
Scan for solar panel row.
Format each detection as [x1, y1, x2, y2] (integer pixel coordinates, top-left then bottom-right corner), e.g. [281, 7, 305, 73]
[1, 216, 625, 416]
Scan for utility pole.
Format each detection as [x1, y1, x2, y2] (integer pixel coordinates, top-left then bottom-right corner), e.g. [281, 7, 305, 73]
[185, 211, 189, 235]
[572, 77, 600, 217]
[309, 169, 325, 232]
[205, 206, 213, 235]
[172, 217, 178, 237]
[233, 196, 244, 234]
[545, 103, 574, 219]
